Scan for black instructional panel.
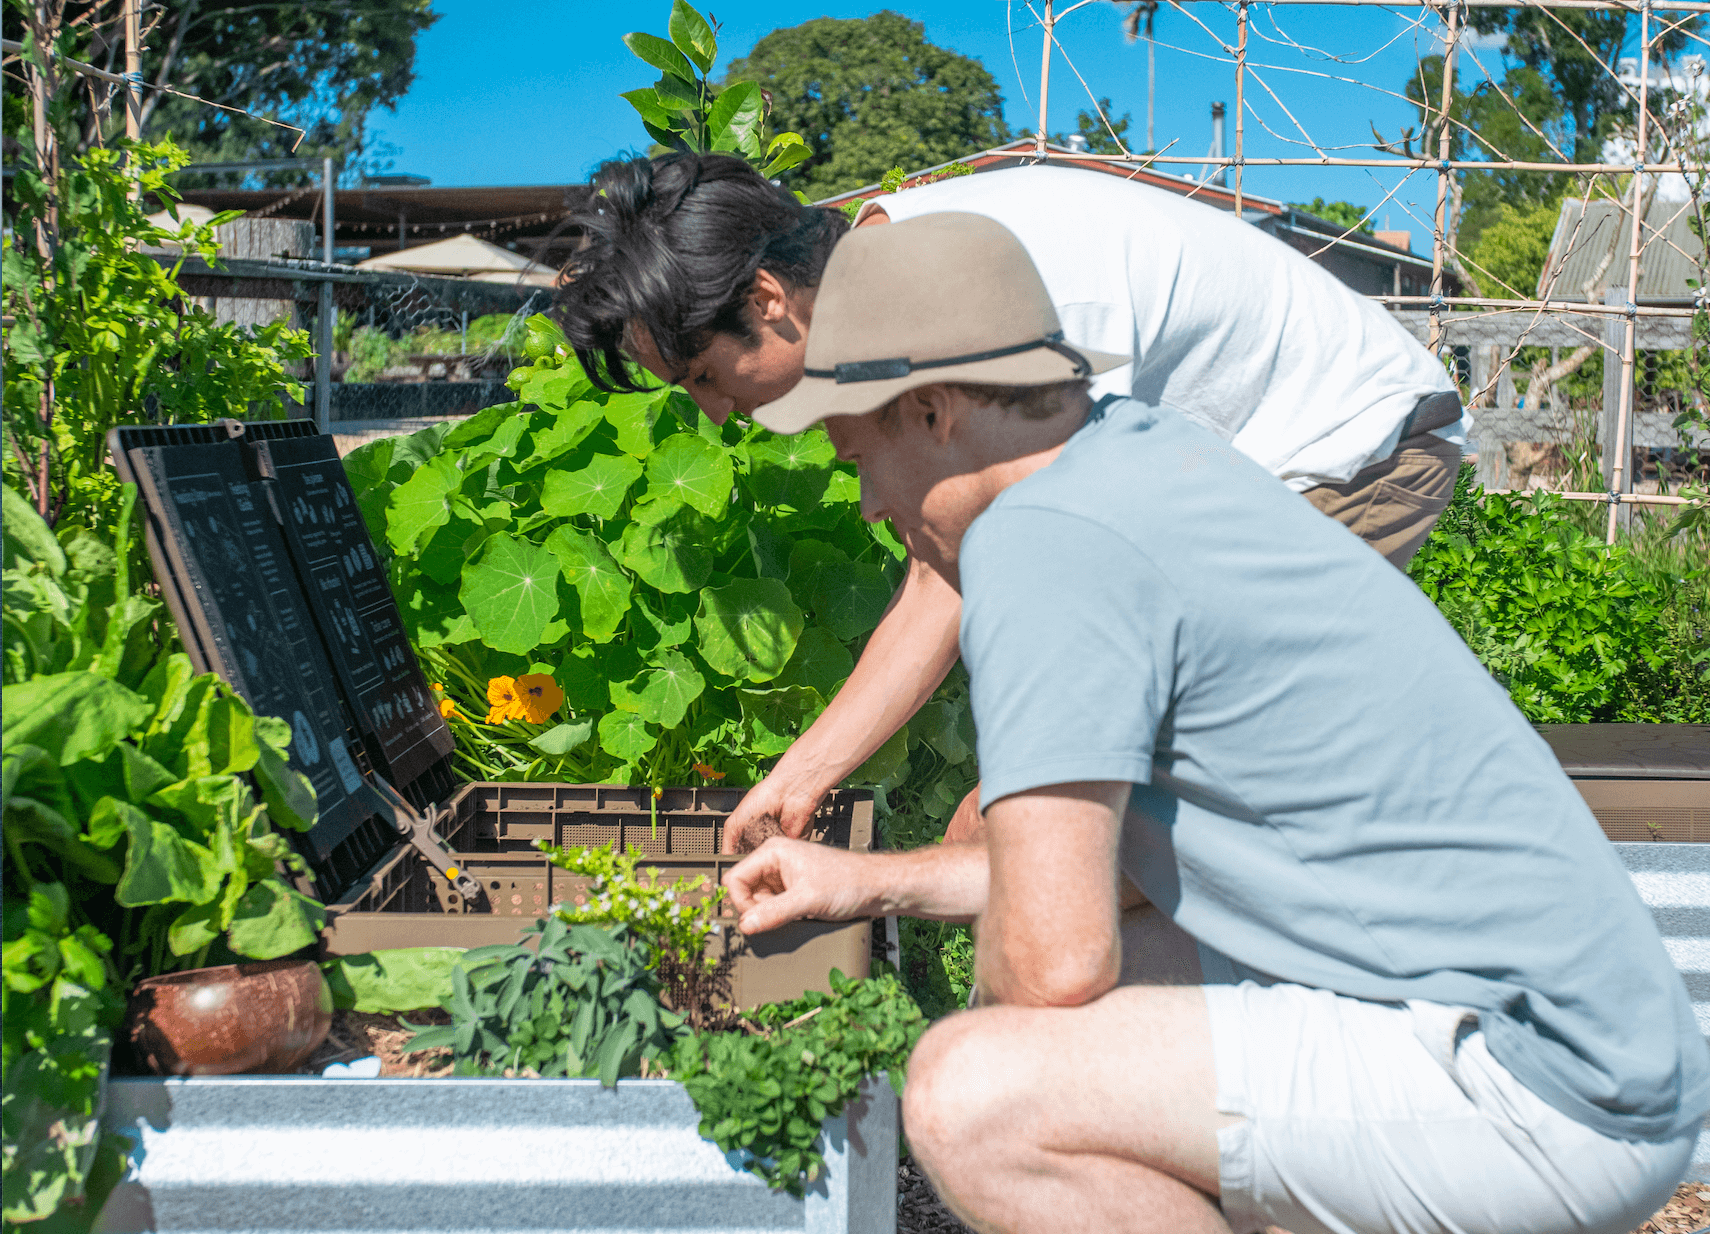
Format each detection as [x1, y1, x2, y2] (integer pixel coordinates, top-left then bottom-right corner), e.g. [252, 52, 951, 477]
[248, 434, 455, 792]
[124, 439, 383, 868]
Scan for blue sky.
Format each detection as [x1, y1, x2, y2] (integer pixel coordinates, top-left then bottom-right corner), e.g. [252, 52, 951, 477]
[369, 2, 1494, 242]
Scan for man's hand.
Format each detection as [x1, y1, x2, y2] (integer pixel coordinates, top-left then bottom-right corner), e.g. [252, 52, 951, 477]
[723, 838, 879, 934]
[721, 774, 824, 854]
[724, 838, 990, 935]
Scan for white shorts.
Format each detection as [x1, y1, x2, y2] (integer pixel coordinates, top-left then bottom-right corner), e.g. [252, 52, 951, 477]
[1204, 981, 1697, 1234]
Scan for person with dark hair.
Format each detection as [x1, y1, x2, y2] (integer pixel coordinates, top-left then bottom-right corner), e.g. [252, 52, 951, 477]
[556, 153, 1467, 854]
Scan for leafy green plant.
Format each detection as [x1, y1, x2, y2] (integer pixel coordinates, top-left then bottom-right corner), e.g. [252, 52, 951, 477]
[1410, 469, 1705, 722]
[541, 842, 723, 969]
[620, 0, 811, 180]
[344, 316, 907, 790]
[3, 138, 310, 532]
[404, 919, 686, 1084]
[668, 969, 926, 1196]
[2, 488, 322, 1225]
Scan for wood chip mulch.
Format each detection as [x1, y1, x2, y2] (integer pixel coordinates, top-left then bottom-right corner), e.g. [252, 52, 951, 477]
[1636, 1184, 1710, 1234]
[894, 1163, 1708, 1234]
[301, 1008, 452, 1077]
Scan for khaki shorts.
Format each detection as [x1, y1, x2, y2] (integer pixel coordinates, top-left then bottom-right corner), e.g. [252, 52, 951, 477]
[1303, 433, 1461, 568]
[1206, 981, 1695, 1234]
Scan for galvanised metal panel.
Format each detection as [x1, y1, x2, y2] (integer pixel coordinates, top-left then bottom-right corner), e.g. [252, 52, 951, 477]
[94, 1075, 897, 1234]
[1618, 842, 1710, 1180]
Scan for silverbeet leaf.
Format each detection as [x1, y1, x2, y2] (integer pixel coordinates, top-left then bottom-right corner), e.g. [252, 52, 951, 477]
[226, 880, 327, 959]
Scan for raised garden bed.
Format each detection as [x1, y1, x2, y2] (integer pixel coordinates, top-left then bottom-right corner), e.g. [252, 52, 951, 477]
[95, 1074, 898, 1234]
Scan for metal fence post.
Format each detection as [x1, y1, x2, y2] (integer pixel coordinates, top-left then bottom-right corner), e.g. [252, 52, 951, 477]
[314, 157, 334, 432]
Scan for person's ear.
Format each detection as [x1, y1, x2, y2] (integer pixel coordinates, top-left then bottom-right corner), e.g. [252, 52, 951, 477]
[916, 385, 959, 445]
[750, 269, 791, 324]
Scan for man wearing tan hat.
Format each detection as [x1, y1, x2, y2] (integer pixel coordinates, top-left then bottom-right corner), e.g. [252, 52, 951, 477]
[720, 211, 1706, 1234]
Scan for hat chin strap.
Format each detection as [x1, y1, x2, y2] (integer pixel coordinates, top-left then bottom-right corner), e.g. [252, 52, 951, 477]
[804, 330, 1092, 385]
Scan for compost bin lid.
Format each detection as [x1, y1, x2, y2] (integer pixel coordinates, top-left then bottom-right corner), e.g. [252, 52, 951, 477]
[1538, 724, 1710, 779]
[109, 418, 458, 894]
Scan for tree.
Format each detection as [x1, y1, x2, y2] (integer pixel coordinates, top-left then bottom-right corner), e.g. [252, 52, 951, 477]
[1046, 97, 1132, 155]
[1467, 199, 1560, 298]
[7, 1, 437, 184]
[1289, 197, 1376, 234]
[723, 12, 1011, 201]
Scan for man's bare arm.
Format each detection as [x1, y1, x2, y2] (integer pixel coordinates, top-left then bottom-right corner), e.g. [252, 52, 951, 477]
[721, 554, 962, 851]
[977, 783, 1130, 1008]
[723, 838, 989, 935]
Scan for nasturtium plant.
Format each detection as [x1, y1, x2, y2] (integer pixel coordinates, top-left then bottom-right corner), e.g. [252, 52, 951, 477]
[345, 316, 908, 788]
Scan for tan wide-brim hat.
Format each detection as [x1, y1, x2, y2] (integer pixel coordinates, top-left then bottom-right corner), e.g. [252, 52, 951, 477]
[754, 212, 1129, 434]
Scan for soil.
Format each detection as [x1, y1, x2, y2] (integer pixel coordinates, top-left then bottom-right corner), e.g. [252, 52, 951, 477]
[300, 1008, 453, 1077]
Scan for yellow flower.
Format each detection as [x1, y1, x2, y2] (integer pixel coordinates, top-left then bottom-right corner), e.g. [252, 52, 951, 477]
[439, 698, 459, 719]
[514, 673, 564, 724]
[693, 762, 726, 781]
[486, 676, 522, 725]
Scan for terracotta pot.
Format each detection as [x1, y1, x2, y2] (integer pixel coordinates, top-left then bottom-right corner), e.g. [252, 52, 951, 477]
[125, 959, 332, 1076]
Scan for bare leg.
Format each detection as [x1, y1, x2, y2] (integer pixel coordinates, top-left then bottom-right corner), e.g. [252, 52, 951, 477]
[904, 985, 1239, 1234]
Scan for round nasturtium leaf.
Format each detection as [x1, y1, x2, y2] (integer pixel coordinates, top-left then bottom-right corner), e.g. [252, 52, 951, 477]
[812, 561, 892, 641]
[629, 648, 706, 728]
[775, 627, 855, 697]
[385, 454, 462, 556]
[541, 451, 643, 520]
[643, 432, 734, 519]
[544, 527, 632, 642]
[602, 391, 664, 458]
[459, 533, 562, 655]
[598, 709, 658, 762]
[737, 685, 827, 757]
[617, 500, 714, 594]
[694, 577, 805, 683]
[745, 431, 836, 510]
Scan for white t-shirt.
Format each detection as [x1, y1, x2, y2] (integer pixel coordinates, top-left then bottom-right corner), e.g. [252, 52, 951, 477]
[863, 165, 1463, 490]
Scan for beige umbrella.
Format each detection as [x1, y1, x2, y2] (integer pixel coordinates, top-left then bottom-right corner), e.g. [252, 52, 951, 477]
[357, 233, 552, 283]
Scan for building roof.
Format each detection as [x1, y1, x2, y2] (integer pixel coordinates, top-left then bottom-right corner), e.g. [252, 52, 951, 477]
[165, 182, 592, 261]
[1541, 196, 1705, 304]
[814, 138, 1436, 283]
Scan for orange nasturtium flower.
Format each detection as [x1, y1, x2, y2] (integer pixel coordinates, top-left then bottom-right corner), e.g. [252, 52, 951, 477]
[514, 673, 564, 724]
[486, 676, 522, 724]
[693, 762, 726, 781]
[439, 698, 459, 720]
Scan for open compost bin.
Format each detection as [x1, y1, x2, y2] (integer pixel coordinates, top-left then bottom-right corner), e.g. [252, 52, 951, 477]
[98, 418, 895, 1233]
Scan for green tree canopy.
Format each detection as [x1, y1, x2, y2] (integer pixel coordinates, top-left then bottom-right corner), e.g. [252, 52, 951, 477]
[1044, 98, 1133, 156]
[723, 12, 1011, 200]
[1289, 198, 1376, 234]
[12, 1, 437, 184]
[1466, 200, 1561, 298]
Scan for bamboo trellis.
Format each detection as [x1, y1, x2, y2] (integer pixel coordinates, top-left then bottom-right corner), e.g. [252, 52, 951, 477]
[1029, 0, 1709, 541]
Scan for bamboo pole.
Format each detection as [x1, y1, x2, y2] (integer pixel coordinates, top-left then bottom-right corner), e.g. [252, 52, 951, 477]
[1429, 2, 1459, 355]
[123, 0, 140, 141]
[1234, 3, 1248, 221]
[1012, 154, 1702, 172]
[1609, 1, 1652, 542]
[1037, 0, 1053, 161]
[1376, 295, 1695, 316]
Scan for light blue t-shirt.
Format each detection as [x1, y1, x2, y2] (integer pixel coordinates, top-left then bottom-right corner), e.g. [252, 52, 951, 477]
[959, 395, 1709, 1143]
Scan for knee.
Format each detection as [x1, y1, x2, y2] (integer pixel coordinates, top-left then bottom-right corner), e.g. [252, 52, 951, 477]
[902, 1011, 1021, 1177]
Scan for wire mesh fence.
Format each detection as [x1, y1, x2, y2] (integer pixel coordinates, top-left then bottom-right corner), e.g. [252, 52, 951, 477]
[156, 215, 551, 453]
[1029, 0, 1710, 540]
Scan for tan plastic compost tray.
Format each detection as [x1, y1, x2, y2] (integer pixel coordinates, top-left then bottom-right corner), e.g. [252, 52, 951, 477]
[323, 783, 875, 1009]
[1541, 724, 1710, 841]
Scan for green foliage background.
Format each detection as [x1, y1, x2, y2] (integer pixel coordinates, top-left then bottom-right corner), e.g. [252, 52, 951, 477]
[345, 320, 915, 789]
[723, 11, 1012, 200]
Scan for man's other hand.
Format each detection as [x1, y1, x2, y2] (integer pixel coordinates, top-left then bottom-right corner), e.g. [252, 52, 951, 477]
[720, 774, 824, 854]
[722, 837, 877, 935]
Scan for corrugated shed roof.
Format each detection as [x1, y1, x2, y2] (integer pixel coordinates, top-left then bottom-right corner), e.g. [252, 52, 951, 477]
[1540, 196, 1705, 302]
